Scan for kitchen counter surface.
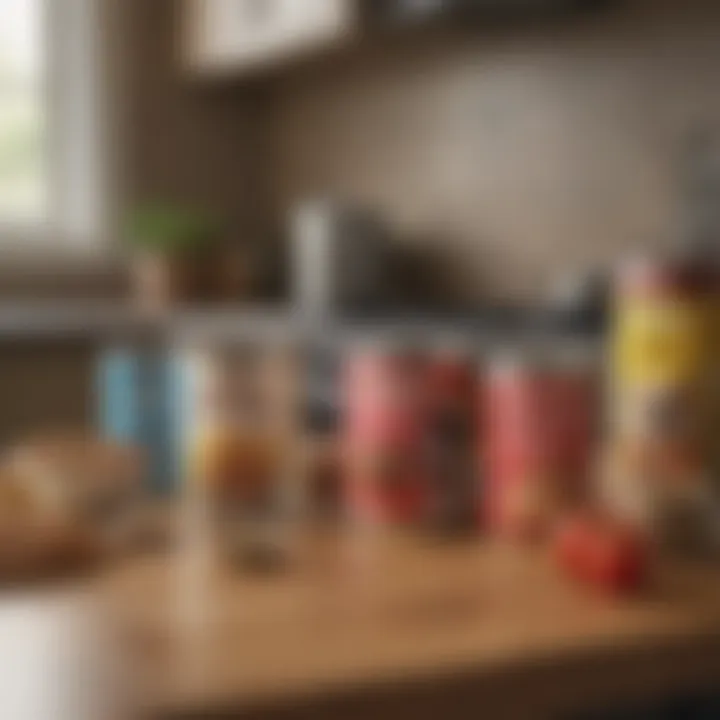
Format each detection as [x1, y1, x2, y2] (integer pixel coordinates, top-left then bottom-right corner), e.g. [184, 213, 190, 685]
[100, 535, 720, 719]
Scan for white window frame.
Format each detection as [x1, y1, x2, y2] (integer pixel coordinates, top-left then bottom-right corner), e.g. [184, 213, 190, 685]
[0, 0, 116, 263]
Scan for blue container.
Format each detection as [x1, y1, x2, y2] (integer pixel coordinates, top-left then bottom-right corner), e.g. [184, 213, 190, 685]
[96, 348, 192, 495]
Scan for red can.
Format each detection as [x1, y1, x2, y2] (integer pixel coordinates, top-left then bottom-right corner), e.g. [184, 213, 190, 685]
[343, 341, 430, 525]
[424, 339, 478, 531]
[483, 344, 597, 541]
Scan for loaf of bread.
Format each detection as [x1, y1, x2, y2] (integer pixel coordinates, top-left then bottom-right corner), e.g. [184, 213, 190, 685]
[0, 432, 145, 582]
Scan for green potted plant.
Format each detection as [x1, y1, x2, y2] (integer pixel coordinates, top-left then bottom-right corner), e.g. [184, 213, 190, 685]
[126, 203, 219, 308]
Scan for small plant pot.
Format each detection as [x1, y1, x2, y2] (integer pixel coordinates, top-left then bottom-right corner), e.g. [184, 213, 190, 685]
[131, 252, 204, 310]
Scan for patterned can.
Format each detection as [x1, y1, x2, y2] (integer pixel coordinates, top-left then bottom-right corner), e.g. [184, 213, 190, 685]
[342, 339, 430, 526]
[606, 256, 719, 547]
[484, 345, 597, 541]
[424, 337, 478, 532]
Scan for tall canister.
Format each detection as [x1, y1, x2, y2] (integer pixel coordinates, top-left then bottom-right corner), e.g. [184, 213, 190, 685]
[607, 255, 719, 547]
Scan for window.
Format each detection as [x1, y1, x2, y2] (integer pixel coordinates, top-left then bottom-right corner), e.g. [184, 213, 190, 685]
[0, 0, 45, 222]
[0, 0, 108, 252]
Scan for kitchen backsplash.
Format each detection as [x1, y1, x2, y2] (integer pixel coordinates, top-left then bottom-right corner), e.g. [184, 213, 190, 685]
[264, 0, 720, 301]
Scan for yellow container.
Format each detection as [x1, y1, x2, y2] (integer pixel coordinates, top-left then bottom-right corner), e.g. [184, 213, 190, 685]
[613, 297, 713, 388]
[608, 257, 719, 536]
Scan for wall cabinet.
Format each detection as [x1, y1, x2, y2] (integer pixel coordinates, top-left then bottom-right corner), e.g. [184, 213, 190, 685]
[184, 0, 357, 75]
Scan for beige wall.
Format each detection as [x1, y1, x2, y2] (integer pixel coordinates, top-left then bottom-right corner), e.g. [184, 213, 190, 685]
[15, 0, 720, 305]
[265, 0, 720, 301]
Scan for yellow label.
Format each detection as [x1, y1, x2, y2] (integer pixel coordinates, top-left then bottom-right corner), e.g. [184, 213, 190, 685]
[614, 299, 712, 385]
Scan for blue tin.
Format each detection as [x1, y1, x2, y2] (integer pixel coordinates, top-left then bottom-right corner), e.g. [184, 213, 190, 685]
[96, 348, 193, 495]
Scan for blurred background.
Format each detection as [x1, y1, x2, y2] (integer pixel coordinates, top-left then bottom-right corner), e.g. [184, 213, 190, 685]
[4, 1, 720, 718]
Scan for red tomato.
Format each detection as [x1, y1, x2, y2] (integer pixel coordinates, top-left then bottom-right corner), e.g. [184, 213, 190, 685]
[554, 515, 588, 572]
[554, 513, 647, 595]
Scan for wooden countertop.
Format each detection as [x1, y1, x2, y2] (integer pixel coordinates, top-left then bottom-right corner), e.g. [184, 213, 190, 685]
[100, 534, 720, 719]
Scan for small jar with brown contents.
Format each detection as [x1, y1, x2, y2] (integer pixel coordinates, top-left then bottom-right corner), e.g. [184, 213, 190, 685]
[185, 342, 302, 571]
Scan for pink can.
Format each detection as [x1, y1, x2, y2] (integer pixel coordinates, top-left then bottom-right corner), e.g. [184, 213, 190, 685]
[342, 340, 430, 526]
[483, 344, 597, 541]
